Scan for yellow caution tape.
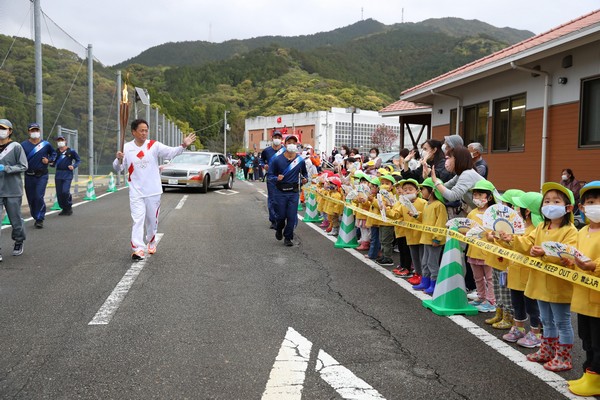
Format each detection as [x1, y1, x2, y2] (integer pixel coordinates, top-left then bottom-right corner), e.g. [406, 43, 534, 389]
[46, 174, 111, 188]
[305, 186, 600, 292]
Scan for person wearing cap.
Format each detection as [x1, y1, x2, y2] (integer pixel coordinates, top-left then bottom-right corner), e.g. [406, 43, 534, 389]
[373, 174, 397, 266]
[51, 136, 80, 216]
[114, 118, 196, 261]
[269, 135, 308, 246]
[498, 192, 543, 348]
[365, 175, 382, 260]
[352, 171, 371, 251]
[324, 176, 344, 236]
[0, 119, 28, 257]
[498, 182, 577, 371]
[261, 131, 285, 229]
[443, 134, 464, 155]
[563, 181, 600, 395]
[412, 177, 447, 295]
[21, 122, 56, 229]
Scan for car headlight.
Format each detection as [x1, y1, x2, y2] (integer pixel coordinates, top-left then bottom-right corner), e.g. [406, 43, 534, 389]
[189, 170, 203, 181]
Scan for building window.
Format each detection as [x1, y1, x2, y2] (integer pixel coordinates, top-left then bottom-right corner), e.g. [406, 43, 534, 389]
[463, 102, 489, 150]
[580, 76, 600, 147]
[449, 109, 457, 135]
[492, 93, 526, 151]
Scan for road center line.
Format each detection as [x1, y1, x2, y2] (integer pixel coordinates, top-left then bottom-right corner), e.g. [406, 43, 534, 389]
[175, 195, 188, 210]
[88, 233, 164, 326]
[301, 220, 584, 400]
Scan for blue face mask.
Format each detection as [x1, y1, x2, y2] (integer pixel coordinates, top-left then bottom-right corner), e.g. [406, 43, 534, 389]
[541, 205, 567, 220]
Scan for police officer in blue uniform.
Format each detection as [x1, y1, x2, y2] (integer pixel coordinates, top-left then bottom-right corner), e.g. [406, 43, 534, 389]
[21, 123, 56, 228]
[52, 136, 80, 216]
[260, 130, 285, 229]
[269, 135, 308, 246]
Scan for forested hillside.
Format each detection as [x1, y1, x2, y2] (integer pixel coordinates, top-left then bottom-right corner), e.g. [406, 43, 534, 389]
[0, 17, 534, 156]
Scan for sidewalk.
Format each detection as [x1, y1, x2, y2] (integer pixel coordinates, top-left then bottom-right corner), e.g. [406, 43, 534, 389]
[20, 174, 125, 215]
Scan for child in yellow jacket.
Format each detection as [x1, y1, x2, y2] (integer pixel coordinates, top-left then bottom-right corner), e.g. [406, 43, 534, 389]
[325, 177, 345, 236]
[499, 182, 578, 372]
[365, 176, 381, 260]
[353, 171, 372, 251]
[387, 179, 426, 283]
[373, 174, 396, 266]
[499, 192, 544, 348]
[413, 177, 447, 295]
[562, 181, 600, 396]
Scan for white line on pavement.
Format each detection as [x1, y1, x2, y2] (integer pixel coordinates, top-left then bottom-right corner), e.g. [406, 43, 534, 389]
[262, 327, 313, 399]
[88, 233, 164, 326]
[316, 349, 385, 399]
[175, 195, 188, 210]
[300, 219, 588, 400]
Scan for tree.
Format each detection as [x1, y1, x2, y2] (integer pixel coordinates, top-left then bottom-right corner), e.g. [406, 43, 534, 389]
[371, 124, 398, 152]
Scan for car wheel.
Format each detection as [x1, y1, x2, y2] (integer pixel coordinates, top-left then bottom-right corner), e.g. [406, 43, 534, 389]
[200, 175, 209, 193]
[223, 174, 233, 190]
[162, 185, 167, 193]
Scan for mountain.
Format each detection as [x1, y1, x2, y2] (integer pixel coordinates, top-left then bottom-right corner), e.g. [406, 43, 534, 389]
[115, 17, 533, 68]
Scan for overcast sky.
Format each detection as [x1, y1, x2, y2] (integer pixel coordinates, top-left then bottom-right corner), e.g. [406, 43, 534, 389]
[1, 0, 598, 66]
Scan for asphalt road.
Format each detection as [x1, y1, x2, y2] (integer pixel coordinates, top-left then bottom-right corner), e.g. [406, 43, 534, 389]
[0, 179, 591, 399]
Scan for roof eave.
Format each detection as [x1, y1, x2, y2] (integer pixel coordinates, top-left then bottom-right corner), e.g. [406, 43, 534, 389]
[379, 108, 432, 117]
[400, 23, 600, 103]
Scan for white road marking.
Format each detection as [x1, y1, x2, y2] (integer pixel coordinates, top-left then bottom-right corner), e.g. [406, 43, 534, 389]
[301, 220, 589, 400]
[215, 189, 239, 195]
[262, 327, 313, 400]
[88, 233, 164, 326]
[244, 180, 254, 186]
[316, 349, 385, 400]
[175, 195, 188, 209]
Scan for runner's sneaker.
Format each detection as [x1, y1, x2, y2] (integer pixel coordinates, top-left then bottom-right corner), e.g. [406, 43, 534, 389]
[131, 250, 145, 261]
[12, 242, 23, 256]
[147, 242, 157, 255]
[517, 330, 542, 348]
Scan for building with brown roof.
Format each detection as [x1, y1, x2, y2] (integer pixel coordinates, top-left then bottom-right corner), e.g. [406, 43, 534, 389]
[383, 9, 600, 192]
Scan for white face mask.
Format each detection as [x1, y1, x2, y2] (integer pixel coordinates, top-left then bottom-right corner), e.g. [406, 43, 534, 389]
[370, 153, 377, 159]
[421, 150, 430, 161]
[272, 138, 281, 146]
[470, 152, 477, 159]
[561, 174, 568, 181]
[286, 144, 298, 153]
[541, 205, 567, 219]
[57, 141, 66, 148]
[0, 129, 8, 139]
[405, 193, 417, 201]
[584, 205, 600, 223]
[473, 198, 488, 208]
[29, 131, 41, 139]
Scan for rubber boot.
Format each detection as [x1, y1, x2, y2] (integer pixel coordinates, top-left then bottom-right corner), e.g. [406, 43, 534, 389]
[424, 279, 436, 295]
[568, 372, 589, 387]
[492, 310, 514, 330]
[527, 337, 558, 363]
[412, 276, 430, 291]
[407, 274, 421, 286]
[485, 307, 503, 325]
[569, 369, 600, 396]
[543, 343, 573, 372]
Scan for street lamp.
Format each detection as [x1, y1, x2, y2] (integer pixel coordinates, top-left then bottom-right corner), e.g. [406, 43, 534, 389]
[345, 106, 360, 149]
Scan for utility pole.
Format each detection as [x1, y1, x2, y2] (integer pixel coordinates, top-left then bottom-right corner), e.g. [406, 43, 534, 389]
[87, 44, 94, 176]
[34, 0, 43, 134]
[224, 110, 229, 155]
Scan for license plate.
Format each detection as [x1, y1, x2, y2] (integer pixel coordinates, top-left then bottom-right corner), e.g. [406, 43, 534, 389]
[168, 179, 178, 185]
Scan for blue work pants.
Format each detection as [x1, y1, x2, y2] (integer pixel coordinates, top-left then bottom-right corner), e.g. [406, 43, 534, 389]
[55, 178, 73, 211]
[24, 174, 48, 221]
[273, 189, 299, 240]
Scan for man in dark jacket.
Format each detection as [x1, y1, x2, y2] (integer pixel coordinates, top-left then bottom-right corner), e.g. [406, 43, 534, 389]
[52, 136, 81, 216]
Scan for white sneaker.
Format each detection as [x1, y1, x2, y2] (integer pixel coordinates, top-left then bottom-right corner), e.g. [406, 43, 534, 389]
[327, 228, 339, 236]
[466, 290, 479, 301]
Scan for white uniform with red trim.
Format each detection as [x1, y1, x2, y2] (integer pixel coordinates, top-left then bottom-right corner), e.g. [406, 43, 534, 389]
[113, 139, 184, 253]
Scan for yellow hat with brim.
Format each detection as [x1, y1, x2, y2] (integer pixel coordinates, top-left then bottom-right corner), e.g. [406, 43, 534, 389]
[377, 167, 388, 175]
[365, 160, 375, 166]
[512, 192, 544, 227]
[542, 182, 575, 222]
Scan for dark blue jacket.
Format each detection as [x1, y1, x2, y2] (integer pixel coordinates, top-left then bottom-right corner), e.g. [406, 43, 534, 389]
[21, 140, 56, 174]
[53, 148, 81, 179]
[269, 153, 308, 184]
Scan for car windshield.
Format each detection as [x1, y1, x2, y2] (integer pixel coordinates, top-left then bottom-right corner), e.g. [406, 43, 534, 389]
[170, 154, 211, 165]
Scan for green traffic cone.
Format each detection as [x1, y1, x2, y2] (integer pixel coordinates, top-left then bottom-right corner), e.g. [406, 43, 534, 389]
[107, 172, 117, 192]
[422, 228, 478, 316]
[297, 197, 303, 211]
[83, 176, 97, 201]
[1, 214, 10, 225]
[303, 190, 323, 223]
[50, 193, 62, 210]
[334, 205, 359, 249]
